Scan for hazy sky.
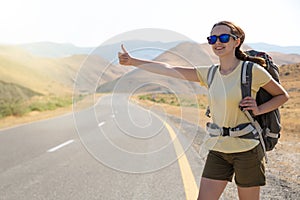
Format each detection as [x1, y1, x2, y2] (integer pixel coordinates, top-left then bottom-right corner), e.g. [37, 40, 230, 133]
[1, 0, 299, 47]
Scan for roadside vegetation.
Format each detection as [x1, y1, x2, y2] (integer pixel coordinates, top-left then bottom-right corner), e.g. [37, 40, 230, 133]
[0, 80, 74, 119]
[0, 95, 73, 119]
[137, 93, 208, 109]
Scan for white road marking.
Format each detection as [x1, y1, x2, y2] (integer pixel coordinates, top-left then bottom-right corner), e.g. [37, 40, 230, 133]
[98, 121, 106, 127]
[47, 139, 74, 153]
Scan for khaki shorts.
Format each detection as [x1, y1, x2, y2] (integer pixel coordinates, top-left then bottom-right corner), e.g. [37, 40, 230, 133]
[202, 144, 266, 187]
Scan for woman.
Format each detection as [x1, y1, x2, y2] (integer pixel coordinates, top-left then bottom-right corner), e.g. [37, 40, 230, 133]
[118, 21, 289, 200]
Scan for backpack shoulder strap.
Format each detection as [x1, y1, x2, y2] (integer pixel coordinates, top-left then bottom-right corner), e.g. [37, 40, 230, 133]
[240, 61, 268, 161]
[207, 64, 218, 88]
[241, 61, 253, 98]
[205, 64, 218, 118]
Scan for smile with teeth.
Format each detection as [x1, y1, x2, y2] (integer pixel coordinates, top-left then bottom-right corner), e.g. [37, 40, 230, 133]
[215, 46, 225, 50]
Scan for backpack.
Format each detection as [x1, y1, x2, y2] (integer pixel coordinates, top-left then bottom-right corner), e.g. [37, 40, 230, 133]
[206, 50, 281, 153]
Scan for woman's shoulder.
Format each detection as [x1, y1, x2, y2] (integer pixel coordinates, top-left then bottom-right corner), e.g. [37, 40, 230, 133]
[194, 65, 215, 86]
[195, 64, 219, 72]
[251, 62, 271, 76]
[194, 65, 214, 69]
[252, 62, 265, 70]
[250, 62, 272, 87]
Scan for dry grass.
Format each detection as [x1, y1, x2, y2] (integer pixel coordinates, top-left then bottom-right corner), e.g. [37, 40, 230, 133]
[278, 63, 300, 142]
[131, 94, 210, 128]
[0, 105, 73, 129]
[0, 93, 105, 130]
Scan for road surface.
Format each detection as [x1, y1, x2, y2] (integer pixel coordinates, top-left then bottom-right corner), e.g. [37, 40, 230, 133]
[0, 94, 204, 200]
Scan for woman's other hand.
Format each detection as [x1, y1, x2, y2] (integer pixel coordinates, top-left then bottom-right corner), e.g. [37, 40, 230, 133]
[239, 96, 261, 116]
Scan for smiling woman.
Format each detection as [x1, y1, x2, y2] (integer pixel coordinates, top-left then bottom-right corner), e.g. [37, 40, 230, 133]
[117, 20, 289, 200]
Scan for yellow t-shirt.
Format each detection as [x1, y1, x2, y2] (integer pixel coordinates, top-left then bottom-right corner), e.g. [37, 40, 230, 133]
[195, 61, 272, 153]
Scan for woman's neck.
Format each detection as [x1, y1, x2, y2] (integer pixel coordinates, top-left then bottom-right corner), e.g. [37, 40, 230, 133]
[219, 58, 240, 75]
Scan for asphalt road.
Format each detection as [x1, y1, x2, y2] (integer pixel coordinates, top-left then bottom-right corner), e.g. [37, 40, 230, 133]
[0, 94, 204, 200]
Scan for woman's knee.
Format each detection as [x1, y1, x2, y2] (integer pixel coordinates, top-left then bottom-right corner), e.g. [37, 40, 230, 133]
[197, 177, 228, 200]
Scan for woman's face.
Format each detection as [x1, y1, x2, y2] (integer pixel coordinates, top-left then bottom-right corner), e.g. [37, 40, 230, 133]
[210, 25, 239, 58]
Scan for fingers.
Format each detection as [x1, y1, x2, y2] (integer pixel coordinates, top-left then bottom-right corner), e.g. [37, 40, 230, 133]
[117, 44, 128, 58]
[118, 47, 130, 65]
[121, 44, 128, 53]
[242, 96, 253, 100]
[118, 44, 132, 66]
[239, 97, 257, 109]
[239, 96, 260, 115]
[240, 96, 254, 104]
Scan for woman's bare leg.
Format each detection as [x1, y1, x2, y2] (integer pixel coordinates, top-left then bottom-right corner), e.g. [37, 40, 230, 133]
[237, 186, 260, 200]
[197, 177, 228, 200]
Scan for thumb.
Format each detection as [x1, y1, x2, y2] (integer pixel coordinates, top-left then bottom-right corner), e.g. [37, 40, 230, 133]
[121, 44, 128, 53]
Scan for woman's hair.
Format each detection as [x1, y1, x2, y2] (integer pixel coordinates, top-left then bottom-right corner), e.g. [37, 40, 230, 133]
[211, 21, 266, 67]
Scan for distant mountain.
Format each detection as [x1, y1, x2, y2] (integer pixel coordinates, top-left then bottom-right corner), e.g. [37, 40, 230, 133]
[19, 41, 300, 64]
[19, 42, 93, 58]
[93, 40, 183, 63]
[153, 42, 217, 66]
[247, 43, 300, 55]
[265, 52, 300, 65]
[18, 40, 183, 62]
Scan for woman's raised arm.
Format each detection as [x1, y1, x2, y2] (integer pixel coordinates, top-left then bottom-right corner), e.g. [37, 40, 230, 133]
[118, 44, 200, 82]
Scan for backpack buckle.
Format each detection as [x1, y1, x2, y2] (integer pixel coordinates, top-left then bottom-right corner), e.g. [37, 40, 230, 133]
[222, 127, 230, 136]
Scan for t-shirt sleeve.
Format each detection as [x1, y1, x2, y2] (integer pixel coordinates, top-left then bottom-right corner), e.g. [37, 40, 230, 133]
[194, 66, 210, 87]
[252, 63, 273, 92]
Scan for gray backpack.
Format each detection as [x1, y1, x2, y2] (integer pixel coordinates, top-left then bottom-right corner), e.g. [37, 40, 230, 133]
[206, 50, 281, 152]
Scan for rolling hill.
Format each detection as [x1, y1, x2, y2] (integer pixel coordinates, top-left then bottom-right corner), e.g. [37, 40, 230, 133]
[20, 42, 92, 58]
[0, 45, 130, 97]
[248, 43, 300, 55]
[1, 40, 300, 100]
[153, 41, 300, 66]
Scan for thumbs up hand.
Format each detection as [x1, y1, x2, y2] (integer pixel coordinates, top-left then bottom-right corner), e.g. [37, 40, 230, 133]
[118, 44, 132, 66]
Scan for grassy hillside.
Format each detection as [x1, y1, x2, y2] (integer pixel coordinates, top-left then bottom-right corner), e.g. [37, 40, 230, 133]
[278, 63, 300, 137]
[0, 80, 41, 99]
[0, 45, 130, 119]
[0, 46, 73, 95]
[0, 80, 74, 118]
[0, 45, 130, 96]
[0, 80, 41, 117]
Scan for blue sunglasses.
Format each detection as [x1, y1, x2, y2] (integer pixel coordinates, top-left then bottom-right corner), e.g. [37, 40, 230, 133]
[207, 33, 238, 45]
